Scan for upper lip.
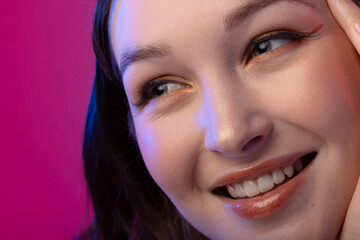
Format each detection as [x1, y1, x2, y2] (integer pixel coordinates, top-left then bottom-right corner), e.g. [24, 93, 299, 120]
[211, 151, 314, 190]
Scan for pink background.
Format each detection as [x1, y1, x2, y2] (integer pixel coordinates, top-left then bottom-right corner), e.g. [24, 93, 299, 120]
[0, 1, 96, 239]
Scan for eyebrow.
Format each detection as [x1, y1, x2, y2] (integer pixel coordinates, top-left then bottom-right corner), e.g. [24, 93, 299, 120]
[224, 0, 314, 32]
[119, 43, 171, 74]
[119, 0, 315, 74]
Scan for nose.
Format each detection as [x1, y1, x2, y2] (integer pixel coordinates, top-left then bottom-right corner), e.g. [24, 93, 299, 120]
[198, 82, 273, 158]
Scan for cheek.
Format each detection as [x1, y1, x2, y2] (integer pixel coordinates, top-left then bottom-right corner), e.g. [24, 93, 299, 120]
[134, 114, 201, 198]
[290, 65, 355, 142]
[264, 40, 360, 146]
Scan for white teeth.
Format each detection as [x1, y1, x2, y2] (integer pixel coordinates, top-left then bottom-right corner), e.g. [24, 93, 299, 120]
[294, 159, 303, 172]
[272, 169, 285, 184]
[234, 183, 247, 198]
[226, 160, 305, 199]
[257, 174, 275, 193]
[226, 184, 238, 199]
[226, 183, 247, 198]
[283, 165, 294, 178]
[243, 180, 260, 197]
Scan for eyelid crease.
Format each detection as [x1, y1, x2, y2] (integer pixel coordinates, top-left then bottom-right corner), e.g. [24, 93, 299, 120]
[243, 29, 317, 64]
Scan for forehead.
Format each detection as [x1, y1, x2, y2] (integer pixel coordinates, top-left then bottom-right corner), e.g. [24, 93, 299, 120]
[109, 0, 232, 54]
[109, 0, 324, 65]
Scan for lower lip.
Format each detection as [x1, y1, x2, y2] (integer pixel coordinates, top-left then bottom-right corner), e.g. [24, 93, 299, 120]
[224, 158, 314, 219]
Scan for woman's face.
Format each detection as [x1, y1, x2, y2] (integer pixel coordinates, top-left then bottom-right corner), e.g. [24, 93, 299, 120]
[110, 0, 360, 239]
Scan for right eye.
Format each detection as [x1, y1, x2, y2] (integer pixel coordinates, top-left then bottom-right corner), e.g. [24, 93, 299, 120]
[135, 78, 188, 107]
[151, 82, 184, 98]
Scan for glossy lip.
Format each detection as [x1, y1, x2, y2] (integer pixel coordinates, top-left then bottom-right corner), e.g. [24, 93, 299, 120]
[211, 151, 313, 189]
[213, 151, 316, 219]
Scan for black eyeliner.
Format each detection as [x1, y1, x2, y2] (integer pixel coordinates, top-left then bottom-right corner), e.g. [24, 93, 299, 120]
[244, 30, 314, 64]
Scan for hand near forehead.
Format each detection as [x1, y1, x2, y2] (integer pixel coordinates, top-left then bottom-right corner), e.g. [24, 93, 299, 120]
[327, 0, 360, 54]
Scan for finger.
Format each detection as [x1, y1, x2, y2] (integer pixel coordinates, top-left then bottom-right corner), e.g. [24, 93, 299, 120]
[340, 177, 360, 240]
[327, 0, 360, 54]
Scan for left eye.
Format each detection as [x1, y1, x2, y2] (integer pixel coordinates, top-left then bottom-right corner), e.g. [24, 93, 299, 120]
[253, 38, 292, 57]
[246, 31, 310, 62]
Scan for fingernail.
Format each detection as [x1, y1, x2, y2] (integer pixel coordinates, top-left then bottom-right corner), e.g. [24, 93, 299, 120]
[355, 21, 360, 33]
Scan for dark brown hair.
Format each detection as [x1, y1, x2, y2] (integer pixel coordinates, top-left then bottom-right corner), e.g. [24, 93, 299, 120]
[78, 0, 208, 239]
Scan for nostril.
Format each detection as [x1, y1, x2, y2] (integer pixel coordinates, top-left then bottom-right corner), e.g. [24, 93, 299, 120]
[242, 135, 263, 152]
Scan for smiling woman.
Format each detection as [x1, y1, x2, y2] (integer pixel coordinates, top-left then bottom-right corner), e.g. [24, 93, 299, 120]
[79, 0, 360, 239]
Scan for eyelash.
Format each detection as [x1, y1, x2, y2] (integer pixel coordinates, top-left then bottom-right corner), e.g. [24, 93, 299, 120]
[244, 30, 313, 63]
[136, 30, 314, 107]
[136, 77, 189, 107]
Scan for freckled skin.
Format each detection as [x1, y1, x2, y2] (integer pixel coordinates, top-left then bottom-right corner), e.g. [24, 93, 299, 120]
[110, 0, 360, 239]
